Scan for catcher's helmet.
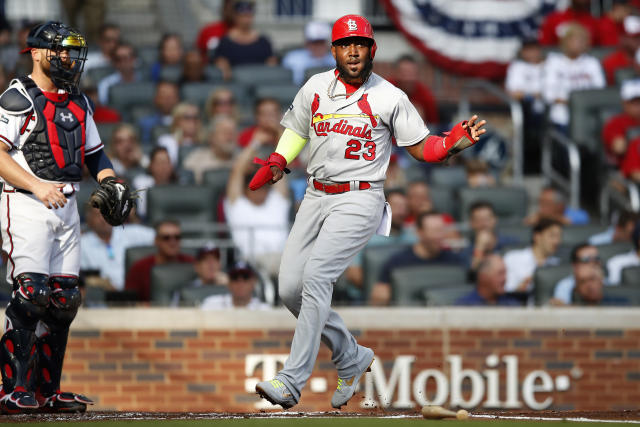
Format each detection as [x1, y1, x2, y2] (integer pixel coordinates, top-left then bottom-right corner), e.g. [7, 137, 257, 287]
[23, 21, 87, 93]
[331, 14, 376, 59]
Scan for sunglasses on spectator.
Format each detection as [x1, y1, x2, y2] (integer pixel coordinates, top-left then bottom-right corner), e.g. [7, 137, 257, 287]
[159, 234, 182, 241]
[577, 255, 600, 263]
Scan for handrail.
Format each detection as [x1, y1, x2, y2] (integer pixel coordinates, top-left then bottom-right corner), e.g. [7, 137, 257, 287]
[542, 129, 582, 210]
[457, 79, 524, 184]
[626, 180, 640, 212]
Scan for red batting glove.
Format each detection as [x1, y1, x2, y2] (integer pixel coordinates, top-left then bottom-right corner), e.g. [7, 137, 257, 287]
[248, 152, 290, 190]
[422, 121, 475, 163]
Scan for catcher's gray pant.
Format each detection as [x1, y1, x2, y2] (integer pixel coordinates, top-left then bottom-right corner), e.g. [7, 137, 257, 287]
[275, 184, 385, 401]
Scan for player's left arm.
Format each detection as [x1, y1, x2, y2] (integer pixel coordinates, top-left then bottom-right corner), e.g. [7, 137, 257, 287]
[404, 115, 487, 163]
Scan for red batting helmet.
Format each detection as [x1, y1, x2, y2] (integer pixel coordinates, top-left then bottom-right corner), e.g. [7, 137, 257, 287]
[331, 14, 377, 59]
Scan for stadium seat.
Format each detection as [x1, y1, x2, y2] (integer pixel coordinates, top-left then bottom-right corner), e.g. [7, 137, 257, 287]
[146, 184, 216, 224]
[85, 65, 115, 84]
[598, 241, 634, 264]
[615, 67, 636, 86]
[181, 82, 249, 110]
[108, 81, 156, 115]
[362, 243, 411, 301]
[179, 285, 229, 307]
[429, 187, 458, 220]
[391, 265, 467, 306]
[203, 65, 224, 82]
[423, 285, 474, 307]
[150, 263, 197, 306]
[233, 65, 293, 88]
[137, 46, 158, 66]
[562, 224, 609, 247]
[254, 84, 300, 109]
[159, 65, 182, 83]
[458, 187, 528, 223]
[497, 224, 530, 245]
[569, 88, 621, 153]
[124, 245, 156, 279]
[430, 166, 467, 189]
[76, 179, 99, 222]
[621, 266, 640, 287]
[304, 65, 334, 83]
[96, 122, 119, 146]
[202, 167, 232, 196]
[533, 264, 572, 306]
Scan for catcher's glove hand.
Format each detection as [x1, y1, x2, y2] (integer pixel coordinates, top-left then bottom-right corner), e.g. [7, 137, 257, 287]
[90, 176, 134, 226]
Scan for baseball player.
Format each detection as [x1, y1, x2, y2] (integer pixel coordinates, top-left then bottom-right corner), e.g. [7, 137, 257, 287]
[0, 22, 133, 413]
[251, 15, 486, 409]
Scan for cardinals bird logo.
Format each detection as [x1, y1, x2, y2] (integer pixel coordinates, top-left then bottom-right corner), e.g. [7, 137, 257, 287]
[357, 94, 377, 128]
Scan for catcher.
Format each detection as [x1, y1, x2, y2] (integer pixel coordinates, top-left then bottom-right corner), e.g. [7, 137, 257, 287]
[0, 21, 133, 413]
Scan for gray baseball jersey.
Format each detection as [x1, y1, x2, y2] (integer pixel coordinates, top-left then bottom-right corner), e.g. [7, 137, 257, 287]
[272, 69, 430, 405]
[281, 70, 429, 182]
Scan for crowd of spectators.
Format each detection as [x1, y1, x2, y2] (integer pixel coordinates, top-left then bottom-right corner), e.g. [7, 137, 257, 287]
[0, 0, 637, 309]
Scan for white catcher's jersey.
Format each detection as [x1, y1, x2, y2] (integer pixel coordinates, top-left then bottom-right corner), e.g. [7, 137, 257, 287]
[281, 70, 429, 182]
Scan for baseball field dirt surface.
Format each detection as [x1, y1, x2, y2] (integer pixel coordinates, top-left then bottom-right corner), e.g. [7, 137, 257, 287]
[0, 410, 639, 425]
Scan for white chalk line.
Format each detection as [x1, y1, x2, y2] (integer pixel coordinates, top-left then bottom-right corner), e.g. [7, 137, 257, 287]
[473, 414, 640, 424]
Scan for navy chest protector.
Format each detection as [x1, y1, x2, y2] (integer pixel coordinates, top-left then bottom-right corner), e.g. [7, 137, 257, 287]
[19, 76, 88, 182]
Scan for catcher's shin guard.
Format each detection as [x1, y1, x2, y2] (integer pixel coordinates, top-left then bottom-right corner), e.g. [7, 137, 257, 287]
[36, 275, 91, 412]
[0, 273, 50, 412]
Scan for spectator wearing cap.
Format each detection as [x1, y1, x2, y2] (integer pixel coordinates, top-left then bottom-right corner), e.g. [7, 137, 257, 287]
[456, 254, 522, 306]
[388, 55, 439, 127]
[212, 0, 277, 81]
[602, 79, 640, 167]
[200, 262, 270, 309]
[172, 242, 229, 306]
[551, 243, 608, 305]
[282, 21, 336, 86]
[125, 220, 195, 302]
[606, 221, 640, 284]
[80, 206, 155, 291]
[602, 15, 640, 84]
[504, 219, 563, 294]
[539, 0, 602, 46]
[543, 23, 606, 130]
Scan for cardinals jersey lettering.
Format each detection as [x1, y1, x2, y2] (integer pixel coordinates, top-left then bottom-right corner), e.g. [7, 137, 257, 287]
[281, 70, 429, 182]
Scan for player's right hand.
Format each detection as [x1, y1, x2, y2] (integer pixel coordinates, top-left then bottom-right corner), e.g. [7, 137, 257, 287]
[32, 182, 67, 209]
[270, 165, 284, 183]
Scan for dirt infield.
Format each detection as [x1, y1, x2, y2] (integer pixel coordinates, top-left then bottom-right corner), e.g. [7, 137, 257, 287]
[0, 409, 639, 423]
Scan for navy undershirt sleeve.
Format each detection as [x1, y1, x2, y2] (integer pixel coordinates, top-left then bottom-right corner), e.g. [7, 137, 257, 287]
[85, 149, 113, 181]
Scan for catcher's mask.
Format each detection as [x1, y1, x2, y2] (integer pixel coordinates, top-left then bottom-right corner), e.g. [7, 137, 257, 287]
[23, 21, 88, 94]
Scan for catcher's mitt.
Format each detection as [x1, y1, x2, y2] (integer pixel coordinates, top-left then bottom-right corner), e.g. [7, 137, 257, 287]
[90, 176, 134, 226]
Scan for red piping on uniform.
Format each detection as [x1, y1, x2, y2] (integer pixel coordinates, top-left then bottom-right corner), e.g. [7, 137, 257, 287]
[20, 112, 34, 135]
[43, 102, 65, 169]
[0, 135, 13, 148]
[6, 195, 14, 281]
[66, 101, 86, 164]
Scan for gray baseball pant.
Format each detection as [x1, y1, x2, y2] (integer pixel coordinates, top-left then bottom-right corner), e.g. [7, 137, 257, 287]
[275, 184, 385, 401]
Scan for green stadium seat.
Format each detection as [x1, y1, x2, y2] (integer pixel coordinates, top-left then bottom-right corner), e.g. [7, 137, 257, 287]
[362, 243, 410, 301]
[203, 65, 224, 82]
[562, 224, 609, 247]
[202, 167, 231, 196]
[159, 65, 182, 83]
[621, 266, 640, 287]
[254, 84, 300, 109]
[497, 224, 530, 244]
[124, 245, 156, 280]
[533, 264, 572, 306]
[179, 285, 229, 307]
[304, 65, 334, 83]
[233, 65, 293, 87]
[423, 285, 474, 307]
[108, 81, 156, 113]
[96, 122, 119, 146]
[430, 166, 467, 189]
[598, 241, 634, 264]
[569, 88, 621, 153]
[150, 263, 196, 306]
[391, 265, 467, 306]
[430, 187, 458, 220]
[458, 187, 528, 223]
[181, 82, 249, 110]
[146, 184, 216, 224]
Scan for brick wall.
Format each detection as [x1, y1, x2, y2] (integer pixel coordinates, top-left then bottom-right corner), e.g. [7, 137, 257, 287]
[49, 308, 640, 412]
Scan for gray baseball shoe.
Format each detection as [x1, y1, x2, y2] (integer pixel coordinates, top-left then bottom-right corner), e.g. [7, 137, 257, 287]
[255, 379, 297, 410]
[331, 348, 375, 409]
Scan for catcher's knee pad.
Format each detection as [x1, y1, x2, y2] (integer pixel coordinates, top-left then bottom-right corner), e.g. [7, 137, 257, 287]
[6, 273, 51, 330]
[46, 276, 81, 329]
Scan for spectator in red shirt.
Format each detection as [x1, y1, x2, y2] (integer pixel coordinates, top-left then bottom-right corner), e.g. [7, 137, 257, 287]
[196, 0, 234, 60]
[602, 15, 640, 84]
[388, 55, 439, 127]
[237, 97, 282, 148]
[622, 136, 640, 182]
[602, 79, 640, 166]
[539, 0, 601, 46]
[125, 220, 195, 302]
[598, 0, 633, 47]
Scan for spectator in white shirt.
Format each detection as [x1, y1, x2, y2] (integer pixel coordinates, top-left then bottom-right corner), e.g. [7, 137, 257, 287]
[504, 219, 563, 293]
[543, 23, 606, 129]
[201, 262, 270, 310]
[506, 39, 545, 108]
[80, 206, 155, 291]
[224, 142, 290, 278]
[282, 21, 334, 86]
[607, 221, 640, 284]
[98, 42, 142, 105]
